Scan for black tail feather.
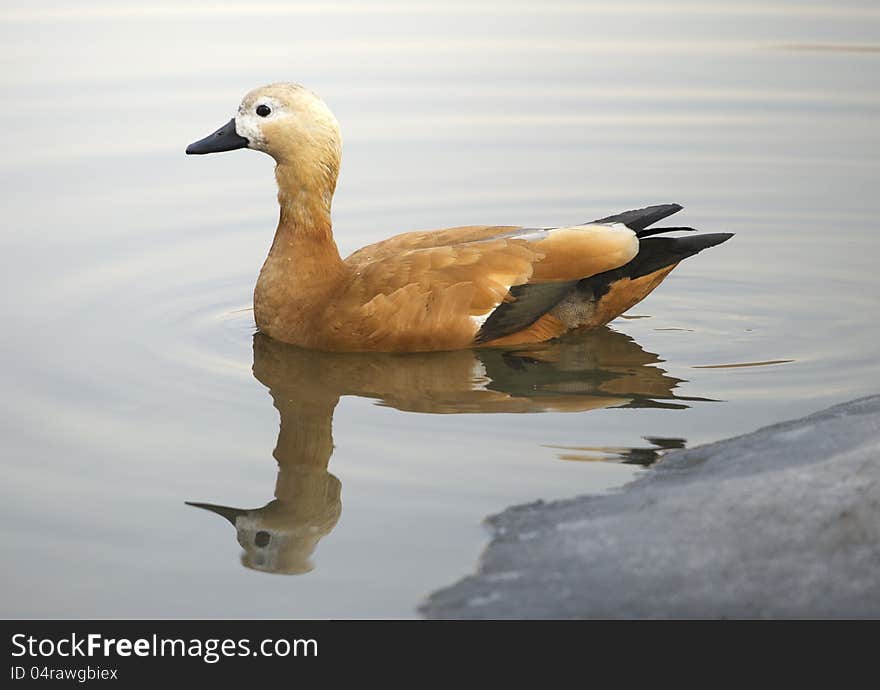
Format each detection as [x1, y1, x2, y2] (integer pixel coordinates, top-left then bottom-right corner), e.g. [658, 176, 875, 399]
[582, 232, 734, 298]
[615, 233, 734, 282]
[592, 203, 683, 232]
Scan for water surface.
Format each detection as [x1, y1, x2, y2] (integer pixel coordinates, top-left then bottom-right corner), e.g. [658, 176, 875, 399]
[1, 1, 878, 617]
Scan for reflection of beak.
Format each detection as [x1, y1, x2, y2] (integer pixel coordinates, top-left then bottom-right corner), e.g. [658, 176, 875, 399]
[185, 118, 249, 155]
[185, 501, 248, 526]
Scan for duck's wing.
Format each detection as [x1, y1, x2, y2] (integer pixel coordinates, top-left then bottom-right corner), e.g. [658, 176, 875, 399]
[346, 204, 726, 349]
[350, 223, 638, 349]
[355, 222, 638, 299]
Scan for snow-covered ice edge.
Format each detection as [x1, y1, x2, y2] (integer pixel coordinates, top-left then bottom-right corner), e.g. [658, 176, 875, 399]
[421, 395, 880, 619]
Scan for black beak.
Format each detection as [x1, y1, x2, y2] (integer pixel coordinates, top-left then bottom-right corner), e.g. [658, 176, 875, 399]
[185, 118, 249, 155]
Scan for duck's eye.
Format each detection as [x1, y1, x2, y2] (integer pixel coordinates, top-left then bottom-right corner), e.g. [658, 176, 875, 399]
[256, 104, 271, 118]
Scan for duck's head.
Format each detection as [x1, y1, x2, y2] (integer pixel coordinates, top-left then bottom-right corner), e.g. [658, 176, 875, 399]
[186, 82, 341, 170]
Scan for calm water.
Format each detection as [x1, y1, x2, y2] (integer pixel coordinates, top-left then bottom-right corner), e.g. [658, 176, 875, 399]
[2, 1, 878, 617]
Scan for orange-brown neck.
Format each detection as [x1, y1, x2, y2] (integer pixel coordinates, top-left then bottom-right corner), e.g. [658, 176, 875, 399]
[271, 162, 342, 266]
[254, 161, 347, 341]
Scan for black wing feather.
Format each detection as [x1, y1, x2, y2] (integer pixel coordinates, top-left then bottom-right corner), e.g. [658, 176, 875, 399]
[475, 281, 577, 344]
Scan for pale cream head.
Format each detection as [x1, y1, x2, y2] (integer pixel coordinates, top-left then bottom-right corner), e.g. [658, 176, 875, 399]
[234, 83, 342, 169]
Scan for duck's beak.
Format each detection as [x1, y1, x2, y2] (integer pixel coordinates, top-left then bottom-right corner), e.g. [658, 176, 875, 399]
[186, 118, 249, 155]
[185, 501, 249, 525]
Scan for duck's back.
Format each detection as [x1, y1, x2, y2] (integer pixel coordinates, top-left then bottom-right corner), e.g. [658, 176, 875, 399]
[345, 225, 519, 266]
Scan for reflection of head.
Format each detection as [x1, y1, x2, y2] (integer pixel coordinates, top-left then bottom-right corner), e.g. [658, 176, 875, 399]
[238, 467, 342, 574]
[188, 466, 341, 575]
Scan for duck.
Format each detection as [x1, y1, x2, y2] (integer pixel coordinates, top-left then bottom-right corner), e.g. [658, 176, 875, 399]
[186, 82, 732, 353]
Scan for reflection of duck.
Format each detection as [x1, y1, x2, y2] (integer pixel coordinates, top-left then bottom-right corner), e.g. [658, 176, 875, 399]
[188, 328, 708, 575]
[186, 82, 731, 352]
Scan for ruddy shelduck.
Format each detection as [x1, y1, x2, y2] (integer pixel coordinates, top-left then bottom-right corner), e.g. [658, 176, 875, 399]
[187, 83, 731, 352]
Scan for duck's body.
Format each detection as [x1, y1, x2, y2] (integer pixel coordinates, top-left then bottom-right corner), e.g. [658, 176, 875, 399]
[188, 83, 731, 353]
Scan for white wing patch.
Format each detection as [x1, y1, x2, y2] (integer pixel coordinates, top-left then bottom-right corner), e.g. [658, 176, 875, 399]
[471, 310, 494, 330]
[471, 282, 513, 332]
